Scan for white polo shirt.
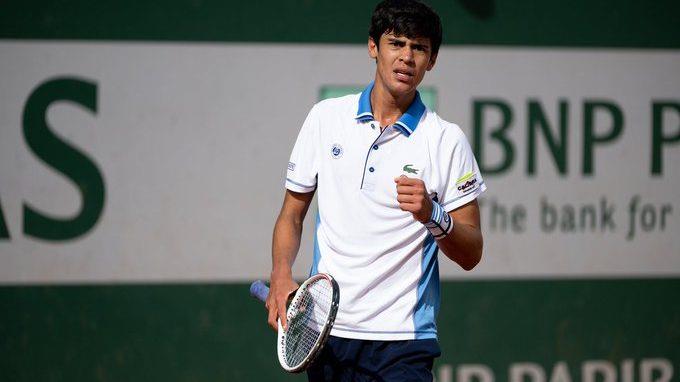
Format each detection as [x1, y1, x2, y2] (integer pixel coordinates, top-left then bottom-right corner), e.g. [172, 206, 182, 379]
[285, 83, 486, 340]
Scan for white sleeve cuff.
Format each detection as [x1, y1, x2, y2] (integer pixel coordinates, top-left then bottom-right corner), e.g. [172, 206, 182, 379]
[442, 182, 486, 212]
[285, 177, 316, 193]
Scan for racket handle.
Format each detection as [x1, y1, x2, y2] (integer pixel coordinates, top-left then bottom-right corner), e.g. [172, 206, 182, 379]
[250, 280, 270, 302]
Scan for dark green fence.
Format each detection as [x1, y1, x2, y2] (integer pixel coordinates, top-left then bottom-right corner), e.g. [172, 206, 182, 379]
[2, 279, 678, 381]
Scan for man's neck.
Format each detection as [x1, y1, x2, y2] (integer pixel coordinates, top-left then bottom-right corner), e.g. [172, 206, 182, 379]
[370, 80, 416, 128]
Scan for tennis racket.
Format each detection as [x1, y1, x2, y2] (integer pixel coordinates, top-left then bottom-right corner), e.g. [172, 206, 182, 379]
[250, 273, 339, 373]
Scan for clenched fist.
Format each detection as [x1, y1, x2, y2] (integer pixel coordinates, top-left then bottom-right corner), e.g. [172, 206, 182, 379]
[394, 175, 432, 223]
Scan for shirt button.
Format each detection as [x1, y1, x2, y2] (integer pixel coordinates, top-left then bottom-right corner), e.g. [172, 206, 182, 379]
[369, 167, 375, 172]
[373, 145, 379, 150]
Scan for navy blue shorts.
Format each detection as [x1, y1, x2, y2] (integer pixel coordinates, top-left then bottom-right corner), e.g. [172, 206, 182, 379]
[306, 336, 441, 381]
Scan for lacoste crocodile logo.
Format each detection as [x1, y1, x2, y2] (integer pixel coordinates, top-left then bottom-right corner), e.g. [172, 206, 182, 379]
[403, 164, 419, 175]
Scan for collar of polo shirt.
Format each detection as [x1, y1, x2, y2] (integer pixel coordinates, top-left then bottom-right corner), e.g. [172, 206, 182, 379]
[354, 82, 426, 137]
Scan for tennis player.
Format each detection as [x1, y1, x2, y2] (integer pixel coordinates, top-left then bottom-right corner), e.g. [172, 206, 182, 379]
[267, 0, 486, 380]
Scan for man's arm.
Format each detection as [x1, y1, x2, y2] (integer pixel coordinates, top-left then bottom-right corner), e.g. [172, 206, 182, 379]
[436, 200, 482, 270]
[267, 189, 315, 331]
[395, 176, 483, 271]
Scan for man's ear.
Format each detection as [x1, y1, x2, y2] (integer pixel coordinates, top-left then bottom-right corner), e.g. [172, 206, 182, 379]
[368, 37, 378, 59]
[426, 53, 438, 71]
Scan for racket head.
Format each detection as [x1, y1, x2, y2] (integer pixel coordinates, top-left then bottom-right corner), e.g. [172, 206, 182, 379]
[276, 273, 339, 373]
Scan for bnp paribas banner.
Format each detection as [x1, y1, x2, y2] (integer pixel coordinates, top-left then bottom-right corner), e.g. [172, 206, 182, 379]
[0, 41, 679, 283]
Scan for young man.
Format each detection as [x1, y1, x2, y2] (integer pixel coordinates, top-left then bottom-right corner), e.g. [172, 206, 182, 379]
[267, 0, 486, 380]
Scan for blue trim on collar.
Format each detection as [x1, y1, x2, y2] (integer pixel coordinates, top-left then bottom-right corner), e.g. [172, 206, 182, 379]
[355, 82, 375, 122]
[396, 92, 426, 136]
[354, 82, 426, 137]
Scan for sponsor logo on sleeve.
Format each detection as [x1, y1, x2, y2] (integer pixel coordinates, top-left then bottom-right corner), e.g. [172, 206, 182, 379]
[288, 162, 296, 171]
[455, 171, 478, 192]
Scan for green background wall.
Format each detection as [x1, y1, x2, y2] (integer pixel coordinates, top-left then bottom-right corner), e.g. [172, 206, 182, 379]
[2, 280, 679, 380]
[1, 0, 679, 48]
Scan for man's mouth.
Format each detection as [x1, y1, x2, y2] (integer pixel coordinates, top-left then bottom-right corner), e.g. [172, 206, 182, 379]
[394, 69, 414, 81]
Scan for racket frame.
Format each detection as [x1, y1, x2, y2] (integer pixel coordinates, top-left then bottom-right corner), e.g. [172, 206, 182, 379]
[277, 273, 339, 373]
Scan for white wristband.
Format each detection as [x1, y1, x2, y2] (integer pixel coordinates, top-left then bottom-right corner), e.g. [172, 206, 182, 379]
[424, 201, 453, 239]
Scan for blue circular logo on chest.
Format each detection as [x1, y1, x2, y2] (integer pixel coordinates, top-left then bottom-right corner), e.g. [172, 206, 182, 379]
[331, 144, 343, 159]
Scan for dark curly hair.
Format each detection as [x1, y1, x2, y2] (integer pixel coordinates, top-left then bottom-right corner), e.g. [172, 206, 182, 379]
[369, 0, 443, 55]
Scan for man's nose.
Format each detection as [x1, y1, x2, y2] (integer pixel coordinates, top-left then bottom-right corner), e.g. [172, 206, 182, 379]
[400, 48, 415, 64]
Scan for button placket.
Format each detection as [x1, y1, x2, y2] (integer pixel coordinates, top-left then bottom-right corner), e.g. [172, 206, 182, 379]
[361, 126, 399, 191]
[361, 125, 388, 190]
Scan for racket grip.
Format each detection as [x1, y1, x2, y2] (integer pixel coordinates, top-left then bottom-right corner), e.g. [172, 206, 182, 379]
[250, 280, 270, 302]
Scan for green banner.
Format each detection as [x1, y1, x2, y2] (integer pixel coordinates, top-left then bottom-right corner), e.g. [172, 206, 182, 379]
[1, 0, 679, 48]
[1, 279, 678, 381]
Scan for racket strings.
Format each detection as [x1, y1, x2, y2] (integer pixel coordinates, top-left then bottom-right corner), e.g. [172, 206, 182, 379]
[283, 279, 333, 368]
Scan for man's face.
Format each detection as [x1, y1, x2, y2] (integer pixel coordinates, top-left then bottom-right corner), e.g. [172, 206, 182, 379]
[368, 32, 437, 97]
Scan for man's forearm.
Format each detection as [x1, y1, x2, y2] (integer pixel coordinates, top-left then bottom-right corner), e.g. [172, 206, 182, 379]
[271, 213, 304, 276]
[270, 189, 315, 277]
[267, 189, 314, 331]
[437, 220, 483, 271]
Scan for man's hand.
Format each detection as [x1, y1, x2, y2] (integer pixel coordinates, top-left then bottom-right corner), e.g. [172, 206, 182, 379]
[266, 271, 299, 331]
[395, 175, 432, 223]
